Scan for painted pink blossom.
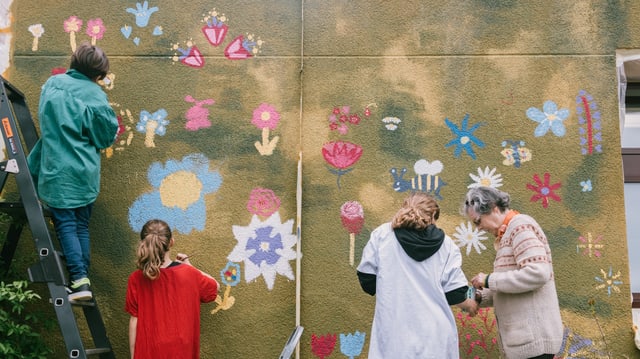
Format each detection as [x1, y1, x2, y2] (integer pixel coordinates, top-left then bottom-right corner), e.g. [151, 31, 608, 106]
[63, 16, 83, 33]
[86, 18, 106, 45]
[251, 103, 280, 130]
[247, 187, 281, 217]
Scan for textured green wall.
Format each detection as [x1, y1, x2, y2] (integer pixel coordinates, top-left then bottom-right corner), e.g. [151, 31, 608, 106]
[4, 0, 640, 358]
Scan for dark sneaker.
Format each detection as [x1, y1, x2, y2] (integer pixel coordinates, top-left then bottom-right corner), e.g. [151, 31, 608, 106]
[68, 277, 92, 301]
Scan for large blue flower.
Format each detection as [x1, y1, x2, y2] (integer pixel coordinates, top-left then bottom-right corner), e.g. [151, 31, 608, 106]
[128, 153, 222, 234]
[526, 100, 569, 137]
[444, 114, 484, 159]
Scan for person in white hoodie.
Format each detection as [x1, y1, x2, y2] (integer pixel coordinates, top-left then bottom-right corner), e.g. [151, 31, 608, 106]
[357, 192, 478, 359]
[464, 186, 563, 359]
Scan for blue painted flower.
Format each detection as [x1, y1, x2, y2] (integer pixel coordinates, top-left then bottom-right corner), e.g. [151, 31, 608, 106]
[526, 100, 569, 137]
[339, 331, 366, 359]
[136, 108, 169, 147]
[444, 114, 484, 159]
[128, 153, 222, 234]
[580, 179, 592, 192]
[220, 261, 241, 286]
[228, 212, 298, 290]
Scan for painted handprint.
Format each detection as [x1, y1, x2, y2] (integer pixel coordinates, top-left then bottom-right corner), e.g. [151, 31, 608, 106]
[126, 1, 159, 27]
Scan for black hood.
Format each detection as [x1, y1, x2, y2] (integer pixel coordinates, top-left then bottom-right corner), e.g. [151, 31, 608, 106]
[393, 224, 445, 261]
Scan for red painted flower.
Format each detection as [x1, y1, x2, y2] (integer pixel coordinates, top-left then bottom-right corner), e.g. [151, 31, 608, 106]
[311, 333, 337, 359]
[526, 172, 561, 208]
[322, 141, 363, 188]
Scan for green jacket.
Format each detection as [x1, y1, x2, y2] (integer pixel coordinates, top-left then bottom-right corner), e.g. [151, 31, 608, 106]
[27, 69, 118, 208]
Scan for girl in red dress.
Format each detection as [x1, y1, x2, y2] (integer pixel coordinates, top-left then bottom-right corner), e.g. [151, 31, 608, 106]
[125, 219, 218, 358]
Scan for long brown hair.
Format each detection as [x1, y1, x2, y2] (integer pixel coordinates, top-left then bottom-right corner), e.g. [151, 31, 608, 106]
[136, 219, 172, 280]
[391, 192, 440, 230]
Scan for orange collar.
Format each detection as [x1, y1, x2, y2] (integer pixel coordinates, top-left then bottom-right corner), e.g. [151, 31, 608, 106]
[497, 210, 519, 239]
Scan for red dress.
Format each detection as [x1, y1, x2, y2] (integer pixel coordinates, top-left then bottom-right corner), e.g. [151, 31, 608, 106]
[125, 263, 218, 359]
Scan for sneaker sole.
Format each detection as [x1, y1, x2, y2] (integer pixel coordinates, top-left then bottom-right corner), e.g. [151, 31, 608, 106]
[69, 291, 93, 301]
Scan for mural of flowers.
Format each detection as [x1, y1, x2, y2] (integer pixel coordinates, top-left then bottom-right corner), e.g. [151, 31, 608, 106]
[202, 8, 228, 46]
[311, 333, 337, 359]
[184, 95, 214, 131]
[104, 105, 134, 158]
[322, 140, 363, 189]
[128, 153, 222, 234]
[576, 90, 603, 155]
[211, 261, 240, 314]
[456, 308, 499, 359]
[224, 33, 263, 60]
[28, 24, 44, 51]
[340, 201, 364, 266]
[526, 100, 569, 137]
[556, 327, 606, 358]
[452, 223, 488, 256]
[136, 108, 169, 148]
[247, 187, 281, 218]
[445, 114, 484, 159]
[500, 140, 532, 168]
[252, 103, 280, 156]
[577, 232, 604, 258]
[328, 105, 370, 135]
[172, 39, 205, 68]
[467, 166, 503, 188]
[339, 331, 366, 359]
[85, 18, 106, 46]
[228, 212, 297, 291]
[526, 172, 561, 208]
[63, 15, 82, 52]
[594, 266, 623, 296]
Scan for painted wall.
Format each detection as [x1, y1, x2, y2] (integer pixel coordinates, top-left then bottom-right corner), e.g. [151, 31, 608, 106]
[3, 0, 640, 357]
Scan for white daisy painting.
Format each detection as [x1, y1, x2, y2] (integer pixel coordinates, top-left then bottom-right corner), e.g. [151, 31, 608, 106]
[228, 212, 298, 290]
[452, 221, 488, 256]
[468, 166, 503, 188]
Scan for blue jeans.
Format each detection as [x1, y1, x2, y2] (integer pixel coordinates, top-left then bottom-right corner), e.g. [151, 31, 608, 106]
[48, 203, 94, 282]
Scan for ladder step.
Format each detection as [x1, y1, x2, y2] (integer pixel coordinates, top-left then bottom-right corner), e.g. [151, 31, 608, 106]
[85, 348, 112, 355]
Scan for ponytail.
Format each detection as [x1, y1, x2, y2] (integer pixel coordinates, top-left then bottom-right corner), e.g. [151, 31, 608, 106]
[136, 219, 172, 280]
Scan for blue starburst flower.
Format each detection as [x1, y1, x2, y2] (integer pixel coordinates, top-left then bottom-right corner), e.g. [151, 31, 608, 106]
[228, 212, 298, 290]
[445, 114, 484, 159]
[526, 100, 569, 137]
[128, 153, 222, 234]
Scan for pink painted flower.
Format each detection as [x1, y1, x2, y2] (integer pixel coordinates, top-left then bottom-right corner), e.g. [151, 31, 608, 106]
[322, 141, 363, 189]
[63, 16, 83, 33]
[340, 201, 364, 234]
[247, 187, 281, 217]
[251, 103, 280, 130]
[85, 18, 106, 40]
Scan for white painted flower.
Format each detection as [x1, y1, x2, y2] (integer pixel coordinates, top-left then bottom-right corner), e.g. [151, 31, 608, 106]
[228, 212, 298, 290]
[452, 221, 488, 256]
[468, 166, 503, 188]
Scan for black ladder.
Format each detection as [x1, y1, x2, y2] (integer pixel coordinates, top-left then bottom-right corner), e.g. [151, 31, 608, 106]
[0, 75, 114, 358]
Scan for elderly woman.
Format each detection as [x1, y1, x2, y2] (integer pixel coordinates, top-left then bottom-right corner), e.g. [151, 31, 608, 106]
[463, 186, 563, 359]
[357, 192, 478, 359]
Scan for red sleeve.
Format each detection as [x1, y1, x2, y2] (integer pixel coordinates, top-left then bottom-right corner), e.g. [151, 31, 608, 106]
[200, 272, 218, 303]
[125, 271, 140, 317]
